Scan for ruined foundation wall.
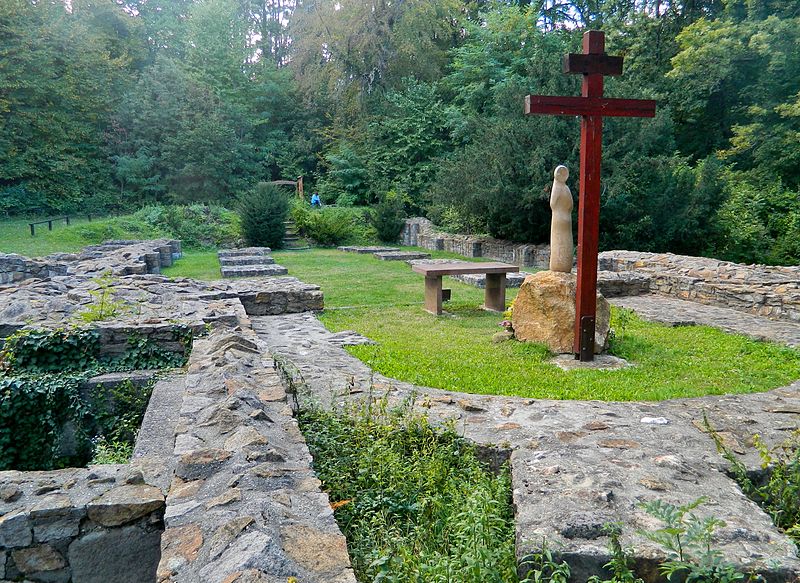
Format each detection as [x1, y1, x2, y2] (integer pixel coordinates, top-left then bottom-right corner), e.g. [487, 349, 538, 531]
[0, 254, 67, 285]
[0, 465, 165, 583]
[600, 250, 800, 322]
[401, 218, 550, 268]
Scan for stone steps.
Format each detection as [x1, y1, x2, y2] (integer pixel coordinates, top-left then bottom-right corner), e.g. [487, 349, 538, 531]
[219, 256, 276, 266]
[218, 247, 271, 258]
[337, 246, 400, 254]
[374, 251, 431, 261]
[218, 248, 288, 278]
[220, 265, 288, 278]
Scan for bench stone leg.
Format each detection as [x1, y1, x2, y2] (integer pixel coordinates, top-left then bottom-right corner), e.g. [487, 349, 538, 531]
[424, 275, 443, 315]
[484, 273, 506, 312]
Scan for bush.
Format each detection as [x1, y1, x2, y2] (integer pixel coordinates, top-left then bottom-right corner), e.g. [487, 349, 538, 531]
[238, 183, 289, 249]
[133, 204, 242, 249]
[369, 191, 406, 243]
[292, 204, 375, 246]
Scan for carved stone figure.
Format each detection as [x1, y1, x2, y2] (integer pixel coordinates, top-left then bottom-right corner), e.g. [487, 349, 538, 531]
[549, 165, 573, 273]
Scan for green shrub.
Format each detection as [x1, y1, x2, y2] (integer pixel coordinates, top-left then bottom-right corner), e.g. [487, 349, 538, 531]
[299, 400, 518, 583]
[238, 183, 289, 249]
[369, 191, 406, 243]
[133, 204, 241, 248]
[292, 205, 375, 246]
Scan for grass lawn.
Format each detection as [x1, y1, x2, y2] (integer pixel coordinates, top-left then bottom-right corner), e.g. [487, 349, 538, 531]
[162, 250, 222, 280]
[0, 215, 163, 257]
[166, 247, 800, 401]
[9, 238, 798, 402]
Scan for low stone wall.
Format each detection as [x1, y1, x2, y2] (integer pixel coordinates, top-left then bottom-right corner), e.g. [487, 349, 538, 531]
[158, 329, 356, 582]
[0, 254, 67, 285]
[0, 464, 165, 583]
[600, 251, 800, 322]
[401, 218, 550, 268]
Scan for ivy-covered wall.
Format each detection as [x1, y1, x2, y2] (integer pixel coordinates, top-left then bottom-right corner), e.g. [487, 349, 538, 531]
[0, 326, 193, 471]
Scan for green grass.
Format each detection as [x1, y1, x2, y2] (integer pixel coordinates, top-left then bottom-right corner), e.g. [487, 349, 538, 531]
[299, 401, 518, 583]
[272, 247, 497, 308]
[0, 215, 162, 257]
[269, 249, 799, 401]
[161, 250, 222, 280]
[322, 304, 800, 400]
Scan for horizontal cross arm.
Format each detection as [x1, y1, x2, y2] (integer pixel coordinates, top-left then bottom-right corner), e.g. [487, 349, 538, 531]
[563, 53, 623, 76]
[525, 95, 656, 118]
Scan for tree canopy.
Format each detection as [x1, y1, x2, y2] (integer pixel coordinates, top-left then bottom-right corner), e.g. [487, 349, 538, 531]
[2, 0, 798, 263]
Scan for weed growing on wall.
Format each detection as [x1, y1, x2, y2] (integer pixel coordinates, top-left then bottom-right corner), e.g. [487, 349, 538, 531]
[76, 272, 132, 323]
[707, 417, 800, 548]
[298, 399, 518, 583]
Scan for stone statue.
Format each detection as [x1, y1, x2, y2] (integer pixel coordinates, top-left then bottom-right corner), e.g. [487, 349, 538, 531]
[548, 165, 573, 273]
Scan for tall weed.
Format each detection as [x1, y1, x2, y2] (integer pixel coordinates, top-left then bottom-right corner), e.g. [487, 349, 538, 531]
[298, 400, 518, 583]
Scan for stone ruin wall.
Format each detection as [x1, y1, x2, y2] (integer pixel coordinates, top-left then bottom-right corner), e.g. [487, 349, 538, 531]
[0, 239, 183, 287]
[401, 218, 551, 268]
[0, 465, 165, 583]
[600, 250, 800, 322]
[1, 241, 347, 583]
[0, 255, 67, 285]
[403, 218, 800, 322]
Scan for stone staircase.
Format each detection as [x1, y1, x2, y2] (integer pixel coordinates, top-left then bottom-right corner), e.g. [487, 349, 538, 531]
[218, 247, 288, 278]
[283, 220, 310, 251]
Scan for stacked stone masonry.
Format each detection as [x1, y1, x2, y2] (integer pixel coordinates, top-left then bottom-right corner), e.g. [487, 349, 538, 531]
[218, 248, 288, 278]
[1, 241, 345, 583]
[157, 330, 356, 583]
[401, 218, 551, 268]
[0, 465, 166, 583]
[600, 250, 800, 322]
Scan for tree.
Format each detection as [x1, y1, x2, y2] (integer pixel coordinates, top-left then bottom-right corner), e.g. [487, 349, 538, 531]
[0, 0, 141, 214]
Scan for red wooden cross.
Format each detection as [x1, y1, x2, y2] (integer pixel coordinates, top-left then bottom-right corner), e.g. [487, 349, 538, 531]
[524, 30, 656, 362]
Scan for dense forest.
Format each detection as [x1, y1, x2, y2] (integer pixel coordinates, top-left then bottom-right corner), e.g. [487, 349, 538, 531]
[1, 0, 799, 263]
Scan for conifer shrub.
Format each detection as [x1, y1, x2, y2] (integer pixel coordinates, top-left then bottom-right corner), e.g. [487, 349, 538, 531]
[238, 182, 289, 249]
[369, 191, 406, 243]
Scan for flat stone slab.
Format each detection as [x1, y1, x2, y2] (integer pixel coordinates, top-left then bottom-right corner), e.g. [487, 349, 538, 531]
[452, 271, 531, 288]
[220, 265, 289, 278]
[550, 353, 631, 371]
[337, 246, 399, 254]
[254, 312, 800, 581]
[218, 247, 271, 257]
[373, 251, 430, 261]
[219, 256, 276, 266]
[611, 294, 800, 347]
[326, 330, 376, 347]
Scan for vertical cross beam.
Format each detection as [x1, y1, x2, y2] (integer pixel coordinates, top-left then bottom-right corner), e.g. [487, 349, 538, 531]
[574, 31, 605, 361]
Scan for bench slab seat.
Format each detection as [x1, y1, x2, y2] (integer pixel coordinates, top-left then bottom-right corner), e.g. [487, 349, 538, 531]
[411, 261, 520, 315]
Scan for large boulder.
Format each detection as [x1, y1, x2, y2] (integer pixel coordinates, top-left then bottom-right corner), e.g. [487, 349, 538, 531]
[511, 271, 610, 354]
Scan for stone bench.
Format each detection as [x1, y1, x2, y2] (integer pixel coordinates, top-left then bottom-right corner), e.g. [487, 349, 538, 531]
[411, 262, 519, 315]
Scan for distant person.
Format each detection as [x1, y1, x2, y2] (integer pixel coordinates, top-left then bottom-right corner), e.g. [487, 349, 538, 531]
[310, 192, 321, 208]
